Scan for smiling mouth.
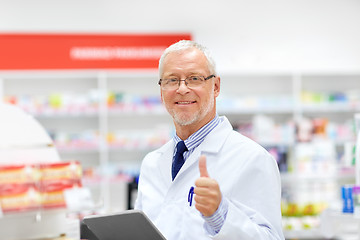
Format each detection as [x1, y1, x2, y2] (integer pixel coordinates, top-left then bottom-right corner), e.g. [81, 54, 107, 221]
[176, 101, 196, 105]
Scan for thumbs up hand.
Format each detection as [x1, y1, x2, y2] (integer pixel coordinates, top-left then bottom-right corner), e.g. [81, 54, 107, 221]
[194, 155, 222, 217]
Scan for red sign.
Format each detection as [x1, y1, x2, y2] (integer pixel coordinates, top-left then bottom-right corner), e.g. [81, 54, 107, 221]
[0, 33, 192, 70]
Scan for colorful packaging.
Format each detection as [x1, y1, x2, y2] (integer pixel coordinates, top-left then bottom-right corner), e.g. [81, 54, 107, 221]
[40, 179, 82, 209]
[342, 185, 354, 213]
[39, 161, 82, 209]
[0, 165, 40, 184]
[40, 161, 82, 181]
[352, 185, 360, 218]
[0, 161, 83, 213]
[0, 183, 41, 212]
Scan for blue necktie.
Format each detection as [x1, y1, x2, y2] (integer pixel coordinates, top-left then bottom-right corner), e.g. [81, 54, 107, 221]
[172, 141, 188, 181]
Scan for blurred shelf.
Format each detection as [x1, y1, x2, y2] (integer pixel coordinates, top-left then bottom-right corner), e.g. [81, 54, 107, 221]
[281, 168, 355, 182]
[283, 212, 360, 239]
[257, 140, 295, 147]
[107, 145, 161, 153]
[20, 103, 360, 118]
[301, 103, 360, 113]
[22, 108, 99, 118]
[0, 208, 72, 240]
[56, 145, 162, 154]
[82, 175, 132, 187]
[3, 70, 359, 219]
[218, 106, 294, 115]
[108, 107, 166, 115]
[284, 229, 324, 240]
[56, 146, 100, 154]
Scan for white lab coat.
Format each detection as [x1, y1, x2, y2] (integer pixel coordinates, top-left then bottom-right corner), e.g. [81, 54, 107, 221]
[135, 116, 284, 240]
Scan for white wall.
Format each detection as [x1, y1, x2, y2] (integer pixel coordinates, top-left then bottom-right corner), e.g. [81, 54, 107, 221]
[1, 0, 360, 73]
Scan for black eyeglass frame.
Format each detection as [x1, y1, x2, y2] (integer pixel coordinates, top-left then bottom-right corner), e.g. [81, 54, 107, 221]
[158, 75, 216, 87]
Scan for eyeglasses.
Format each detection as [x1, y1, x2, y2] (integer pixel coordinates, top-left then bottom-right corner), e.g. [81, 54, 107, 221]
[158, 75, 215, 90]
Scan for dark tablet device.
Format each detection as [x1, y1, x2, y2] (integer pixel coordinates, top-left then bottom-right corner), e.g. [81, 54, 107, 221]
[81, 210, 166, 240]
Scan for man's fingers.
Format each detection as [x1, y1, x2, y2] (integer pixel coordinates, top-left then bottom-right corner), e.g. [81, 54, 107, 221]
[198, 155, 209, 177]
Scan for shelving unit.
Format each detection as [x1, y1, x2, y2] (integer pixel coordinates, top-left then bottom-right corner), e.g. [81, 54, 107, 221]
[1, 70, 359, 239]
[0, 209, 79, 240]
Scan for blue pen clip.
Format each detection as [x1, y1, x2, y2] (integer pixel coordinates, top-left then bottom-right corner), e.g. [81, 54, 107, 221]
[188, 186, 194, 206]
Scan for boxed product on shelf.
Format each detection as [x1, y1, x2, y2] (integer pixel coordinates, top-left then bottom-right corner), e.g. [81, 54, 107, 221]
[52, 130, 100, 151]
[282, 216, 321, 232]
[217, 94, 294, 112]
[3, 91, 100, 116]
[39, 161, 82, 181]
[234, 114, 295, 146]
[3, 91, 165, 116]
[281, 187, 329, 233]
[301, 90, 360, 107]
[40, 178, 82, 209]
[251, 114, 295, 145]
[342, 184, 354, 213]
[282, 199, 327, 218]
[107, 91, 163, 113]
[353, 185, 360, 217]
[39, 161, 83, 209]
[0, 164, 40, 184]
[0, 161, 84, 213]
[0, 183, 41, 212]
[293, 141, 337, 175]
[107, 127, 171, 150]
[267, 146, 288, 172]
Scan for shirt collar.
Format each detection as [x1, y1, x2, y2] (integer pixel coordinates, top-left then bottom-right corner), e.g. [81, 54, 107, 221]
[173, 114, 221, 151]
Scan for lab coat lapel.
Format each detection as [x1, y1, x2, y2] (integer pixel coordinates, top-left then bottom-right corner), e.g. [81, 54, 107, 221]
[200, 116, 233, 153]
[157, 140, 175, 185]
[176, 147, 201, 179]
[174, 116, 233, 180]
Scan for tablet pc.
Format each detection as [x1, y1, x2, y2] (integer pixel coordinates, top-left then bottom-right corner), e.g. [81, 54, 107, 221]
[81, 210, 166, 240]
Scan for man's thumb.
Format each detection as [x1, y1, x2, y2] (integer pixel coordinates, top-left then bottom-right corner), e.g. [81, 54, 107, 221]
[199, 155, 209, 177]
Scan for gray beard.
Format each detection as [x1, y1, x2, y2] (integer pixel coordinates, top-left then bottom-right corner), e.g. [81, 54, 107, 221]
[165, 92, 215, 126]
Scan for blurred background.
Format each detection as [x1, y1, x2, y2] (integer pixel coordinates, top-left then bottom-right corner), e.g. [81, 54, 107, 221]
[0, 0, 360, 239]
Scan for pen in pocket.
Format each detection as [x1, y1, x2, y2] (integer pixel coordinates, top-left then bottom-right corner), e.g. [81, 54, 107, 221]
[188, 186, 194, 206]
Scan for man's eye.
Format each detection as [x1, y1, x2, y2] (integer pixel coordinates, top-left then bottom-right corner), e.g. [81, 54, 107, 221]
[164, 79, 178, 84]
[168, 79, 178, 83]
[190, 76, 201, 81]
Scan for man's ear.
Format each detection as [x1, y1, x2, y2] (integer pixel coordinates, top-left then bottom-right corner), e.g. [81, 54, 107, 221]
[214, 76, 220, 97]
[160, 89, 164, 103]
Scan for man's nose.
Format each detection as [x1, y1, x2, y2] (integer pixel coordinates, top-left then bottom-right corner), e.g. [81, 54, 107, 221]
[177, 80, 190, 93]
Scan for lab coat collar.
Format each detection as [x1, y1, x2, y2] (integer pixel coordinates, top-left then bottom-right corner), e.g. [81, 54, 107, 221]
[155, 116, 232, 155]
[155, 116, 233, 183]
[198, 116, 233, 154]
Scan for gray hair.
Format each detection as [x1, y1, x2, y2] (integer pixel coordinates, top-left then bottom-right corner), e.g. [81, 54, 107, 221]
[158, 40, 217, 78]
